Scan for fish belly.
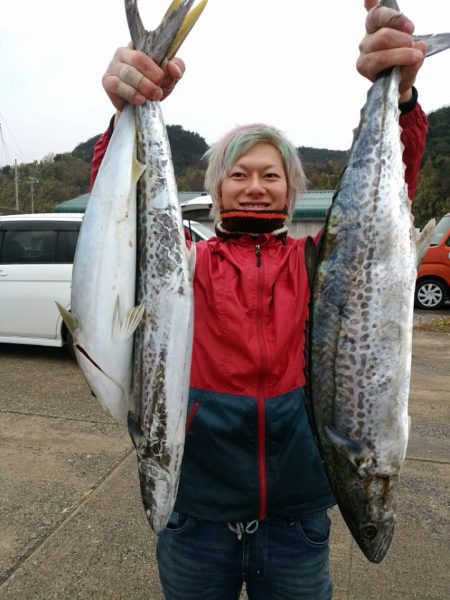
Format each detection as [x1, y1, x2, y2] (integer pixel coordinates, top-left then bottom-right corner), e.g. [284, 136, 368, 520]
[71, 104, 144, 420]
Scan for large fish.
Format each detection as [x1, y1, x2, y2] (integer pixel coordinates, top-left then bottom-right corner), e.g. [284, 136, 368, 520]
[60, 0, 206, 531]
[308, 1, 450, 563]
[57, 98, 145, 421]
[124, 0, 206, 534]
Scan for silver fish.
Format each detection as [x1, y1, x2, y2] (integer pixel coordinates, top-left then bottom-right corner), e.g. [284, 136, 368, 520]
[57, 102, 145, 421]
[124, 0, 206, 534]
[308, 1, 450, 563]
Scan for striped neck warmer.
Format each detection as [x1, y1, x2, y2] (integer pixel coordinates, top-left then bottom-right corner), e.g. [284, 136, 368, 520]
[215, 209, 288, 240]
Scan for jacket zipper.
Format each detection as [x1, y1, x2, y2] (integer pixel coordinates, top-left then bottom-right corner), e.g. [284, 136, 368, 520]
[255, 243, 268, 520]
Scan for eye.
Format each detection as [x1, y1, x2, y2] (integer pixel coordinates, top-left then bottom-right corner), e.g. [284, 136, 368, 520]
[264, 172, 281, 180]
[230, 171, 246, 179]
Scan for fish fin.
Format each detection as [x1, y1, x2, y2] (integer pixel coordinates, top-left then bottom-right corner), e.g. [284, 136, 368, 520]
[112, 296, 145, 340]
[55, 302, 77, 334]
[128, 411, 144, 449]
[125, 304, 146, 336]
[325, 425, 375, 475]
[413, 33, 450, 58]
[413, 218, 436, 266]
[166, 0, 208, 60]
[132, 149, 146, 185]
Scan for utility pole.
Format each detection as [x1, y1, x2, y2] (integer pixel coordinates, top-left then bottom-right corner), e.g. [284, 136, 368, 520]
[14, 159, 20, 211]
[29, 177, 38, 213]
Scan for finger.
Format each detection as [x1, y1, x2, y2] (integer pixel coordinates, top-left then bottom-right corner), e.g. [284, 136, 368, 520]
[398, 40, 426, 94]
[356, 47, 424, 82]
[359, 28, 413, 55]
[166, 57, 186, 81]
[364, 0, 378, 11]
[105, 54, 165, 102]
[119, 63, 144, 89]
[366, 5, 415, 35]
[103, 75, 147, 109]
[111, 46, 167, 84]
[158, 58, 185, 99]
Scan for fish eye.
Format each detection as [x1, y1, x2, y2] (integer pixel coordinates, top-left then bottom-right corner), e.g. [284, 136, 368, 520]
[361, 525, 378, 539]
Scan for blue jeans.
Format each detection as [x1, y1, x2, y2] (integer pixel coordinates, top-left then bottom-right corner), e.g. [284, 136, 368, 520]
[156, 511, 332, 600]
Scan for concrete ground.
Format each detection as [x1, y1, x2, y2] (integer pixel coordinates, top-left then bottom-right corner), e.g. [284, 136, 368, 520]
[0, 312, 448, 599]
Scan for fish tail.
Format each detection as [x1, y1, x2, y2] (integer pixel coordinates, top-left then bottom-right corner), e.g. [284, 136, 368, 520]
[414, 33, 450, 57]
[125, 0, 208, 64]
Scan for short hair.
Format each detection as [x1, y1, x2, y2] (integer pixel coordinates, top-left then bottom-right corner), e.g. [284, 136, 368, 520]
[204, 123, 307, 221]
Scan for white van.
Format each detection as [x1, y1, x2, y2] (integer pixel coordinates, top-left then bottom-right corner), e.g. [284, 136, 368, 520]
[0, 213, 212, 350]
[0, 213, 83, 348]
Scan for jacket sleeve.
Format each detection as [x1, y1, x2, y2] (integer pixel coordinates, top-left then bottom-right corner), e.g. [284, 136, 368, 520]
[399, 88, 428, 200]
[89, 116, 115, 190]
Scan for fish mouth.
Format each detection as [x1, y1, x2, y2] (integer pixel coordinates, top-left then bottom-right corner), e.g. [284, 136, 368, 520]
[360, 520, 395, 564]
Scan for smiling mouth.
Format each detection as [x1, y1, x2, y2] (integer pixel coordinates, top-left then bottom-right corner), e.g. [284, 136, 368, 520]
[239, 203, 271, 209]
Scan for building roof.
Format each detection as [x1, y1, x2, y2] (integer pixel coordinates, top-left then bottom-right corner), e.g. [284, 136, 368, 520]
[53, 190, 334, 220]
[294, 190, 334, 220]
[53, 193, 90, 213]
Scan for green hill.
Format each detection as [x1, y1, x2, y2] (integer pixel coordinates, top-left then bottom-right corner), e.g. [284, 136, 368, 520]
[1, 106, 448, 221]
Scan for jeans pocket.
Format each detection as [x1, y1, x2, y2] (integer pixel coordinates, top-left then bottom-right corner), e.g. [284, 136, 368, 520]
[164, 511, 192, 534]
[293, 510, 331, 548]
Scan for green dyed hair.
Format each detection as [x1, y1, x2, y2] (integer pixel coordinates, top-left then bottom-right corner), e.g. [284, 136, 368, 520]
[204, 123, 307, 220]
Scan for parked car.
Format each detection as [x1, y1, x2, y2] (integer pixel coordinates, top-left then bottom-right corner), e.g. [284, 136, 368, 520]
[0, 213, 212, 350]
[415, 213, 450, 310]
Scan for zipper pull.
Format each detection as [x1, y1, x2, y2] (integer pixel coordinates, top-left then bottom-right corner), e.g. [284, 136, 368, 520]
[255, 244, 262, 267]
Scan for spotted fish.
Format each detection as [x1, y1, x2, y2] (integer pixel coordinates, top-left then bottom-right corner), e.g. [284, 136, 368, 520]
[308, 0, 450, 563]
[124, 0, 206, 534]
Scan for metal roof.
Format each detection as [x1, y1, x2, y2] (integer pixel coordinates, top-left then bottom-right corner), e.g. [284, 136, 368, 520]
[53, 190, 334, 220]
[53, 193, 90, 213]
[294, 190, 334, 220]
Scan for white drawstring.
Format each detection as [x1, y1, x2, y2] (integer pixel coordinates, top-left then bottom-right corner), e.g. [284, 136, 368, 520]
[227, 520, 259, 540]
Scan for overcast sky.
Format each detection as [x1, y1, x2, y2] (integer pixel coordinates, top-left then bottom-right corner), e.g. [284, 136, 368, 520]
[1, 0, 449, 167]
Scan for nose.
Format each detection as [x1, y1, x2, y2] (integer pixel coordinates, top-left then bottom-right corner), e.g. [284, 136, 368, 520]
[246, 174, 265, 195]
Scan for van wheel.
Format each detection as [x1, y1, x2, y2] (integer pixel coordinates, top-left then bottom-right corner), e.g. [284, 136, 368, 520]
[415, 278, 447, 310]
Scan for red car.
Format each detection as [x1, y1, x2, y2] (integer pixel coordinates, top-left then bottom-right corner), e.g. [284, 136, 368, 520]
[415, 213, 450, 310]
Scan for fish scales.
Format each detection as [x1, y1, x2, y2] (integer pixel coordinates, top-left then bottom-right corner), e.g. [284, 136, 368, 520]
[131, 100, 193, 535]
[309, 1, 450, 563]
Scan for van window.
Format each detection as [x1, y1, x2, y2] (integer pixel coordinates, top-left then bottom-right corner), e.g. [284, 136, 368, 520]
[0, 227, 80, 265]
[0, 230, 56, 264]
[430, 215, 450, 246]
[57, 230, 79, 262]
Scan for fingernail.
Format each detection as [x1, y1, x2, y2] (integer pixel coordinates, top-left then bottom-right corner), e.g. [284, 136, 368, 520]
[173, 64, 182, 79]
[153, 88, 163, 101]
[403, 19, 414, 34]
[413, 49, 424, 61]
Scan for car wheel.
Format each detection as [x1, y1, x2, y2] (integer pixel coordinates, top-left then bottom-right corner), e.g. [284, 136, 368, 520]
[415, 278, 447, 310]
